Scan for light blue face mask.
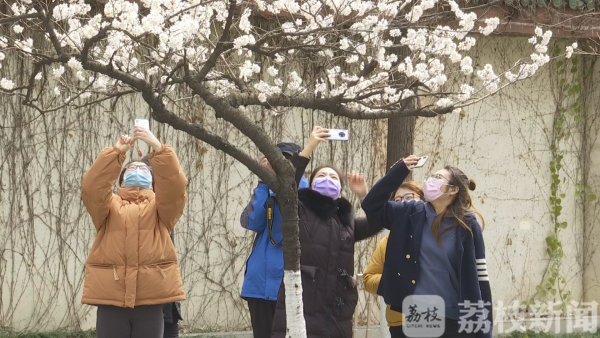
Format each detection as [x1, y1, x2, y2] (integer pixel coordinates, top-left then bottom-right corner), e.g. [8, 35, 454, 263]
[123, 170, 152, 189]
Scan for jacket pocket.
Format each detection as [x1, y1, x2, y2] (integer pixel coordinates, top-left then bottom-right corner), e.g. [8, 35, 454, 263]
[83, 264, 126, 301]
[300, 265, 319, 314]
[136, 261, 183, 303]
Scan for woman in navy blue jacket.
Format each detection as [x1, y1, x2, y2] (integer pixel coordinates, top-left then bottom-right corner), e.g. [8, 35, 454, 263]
[361, 156, 492, 338]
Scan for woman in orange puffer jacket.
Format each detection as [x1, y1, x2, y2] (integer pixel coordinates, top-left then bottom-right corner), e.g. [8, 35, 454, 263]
[81, 127, 187, 338]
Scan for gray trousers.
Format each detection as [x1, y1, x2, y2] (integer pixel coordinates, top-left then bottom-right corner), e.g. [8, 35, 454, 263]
[96, 305, 164, 338]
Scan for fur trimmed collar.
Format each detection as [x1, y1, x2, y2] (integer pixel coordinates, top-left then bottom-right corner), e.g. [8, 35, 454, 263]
[298, 188, 354, 226]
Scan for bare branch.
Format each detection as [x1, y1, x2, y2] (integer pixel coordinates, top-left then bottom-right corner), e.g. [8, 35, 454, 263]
[229, 93, 454, 119]
[0, 13, 38, 25]
[195, 0, 237, 82]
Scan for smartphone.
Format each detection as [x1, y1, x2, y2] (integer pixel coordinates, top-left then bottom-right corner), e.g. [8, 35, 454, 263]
[408, 156, 429, 169]
[324, 129, 349, 141]
[135, 118, 150, 130]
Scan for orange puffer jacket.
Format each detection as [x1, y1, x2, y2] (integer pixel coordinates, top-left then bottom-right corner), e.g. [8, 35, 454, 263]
[81, 145, 187, 308]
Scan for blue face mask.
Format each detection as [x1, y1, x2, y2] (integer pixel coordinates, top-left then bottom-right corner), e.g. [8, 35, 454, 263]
[123, 170, 152, 189]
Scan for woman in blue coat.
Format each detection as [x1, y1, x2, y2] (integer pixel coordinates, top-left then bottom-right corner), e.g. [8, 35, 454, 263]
[361, 156, 492, 338]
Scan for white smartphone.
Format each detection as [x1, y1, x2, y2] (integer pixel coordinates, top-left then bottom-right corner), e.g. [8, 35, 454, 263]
[135, 118, 150, 130]
[324, 129, 349, 141]
[408, 156, 429, 169]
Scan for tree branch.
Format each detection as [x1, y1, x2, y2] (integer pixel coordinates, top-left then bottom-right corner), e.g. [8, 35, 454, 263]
[184, 74, 295, 190]
[74, 57, 280, 189]
[195, 0, 237, 82]
[0, 13, 39, 25]
[230, 93, 454, 119]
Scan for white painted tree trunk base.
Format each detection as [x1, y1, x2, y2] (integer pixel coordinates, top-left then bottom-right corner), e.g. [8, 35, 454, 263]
[284, 270, 307, 338]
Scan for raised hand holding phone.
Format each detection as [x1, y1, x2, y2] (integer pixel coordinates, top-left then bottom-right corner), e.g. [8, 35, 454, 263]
[408, 156, 429, 169]
[403, 155, 420, 170]
[135, 118, 150, 130]
[300, 126, 330, 158]
[324, 129, 349, 141]
[133, 127, 162, 152]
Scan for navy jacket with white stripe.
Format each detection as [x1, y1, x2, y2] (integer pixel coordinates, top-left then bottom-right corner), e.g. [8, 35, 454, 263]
[361, 160, 493, 338]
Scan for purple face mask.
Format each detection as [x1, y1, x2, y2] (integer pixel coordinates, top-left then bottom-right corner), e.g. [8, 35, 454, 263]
[312, 177, 341, 199]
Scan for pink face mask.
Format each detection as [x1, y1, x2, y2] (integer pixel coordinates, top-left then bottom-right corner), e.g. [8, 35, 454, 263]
[423, 177, 445, 201]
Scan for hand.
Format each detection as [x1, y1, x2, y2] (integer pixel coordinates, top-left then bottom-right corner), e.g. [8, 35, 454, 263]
[115, 135, 133, 153]
[348, 172, 368, 200]
[300, 126, 330, 158]
[259, 155, 275, 175]
[133, 127, 162, 152]
[403, 155, 420, 171]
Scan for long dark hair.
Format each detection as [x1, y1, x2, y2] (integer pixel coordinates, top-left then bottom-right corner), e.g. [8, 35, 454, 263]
[431, 166, 484, 246]
[309, 165, 346, 191]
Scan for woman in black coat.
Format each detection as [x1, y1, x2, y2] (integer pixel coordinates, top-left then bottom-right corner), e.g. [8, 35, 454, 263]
[271, 127, 383, 338]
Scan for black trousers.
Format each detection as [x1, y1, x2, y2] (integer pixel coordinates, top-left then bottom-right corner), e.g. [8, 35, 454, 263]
[245, 297, 277, 338]
[164, 321, 179, 338]
[389, 319, 479, 338]
[96, 305, 164, 338]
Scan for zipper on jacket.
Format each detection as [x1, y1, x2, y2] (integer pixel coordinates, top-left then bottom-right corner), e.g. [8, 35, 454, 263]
[156, 265, 166, 278]
[113, 266, 119, 281]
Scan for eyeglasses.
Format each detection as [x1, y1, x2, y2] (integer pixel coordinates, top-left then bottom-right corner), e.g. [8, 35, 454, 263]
[124, 164, 152, 173]
[426, 174, 454, 186]
[394, 193, 419, 202]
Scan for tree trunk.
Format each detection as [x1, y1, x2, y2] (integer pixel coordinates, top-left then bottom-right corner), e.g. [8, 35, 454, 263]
[386, 115, 416, 177]
[278, 177, 307, 337]
[386, 43, 416, 177]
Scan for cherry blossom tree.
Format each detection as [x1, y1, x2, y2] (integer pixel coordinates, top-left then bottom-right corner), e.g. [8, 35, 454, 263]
[0, 0, 561, 335]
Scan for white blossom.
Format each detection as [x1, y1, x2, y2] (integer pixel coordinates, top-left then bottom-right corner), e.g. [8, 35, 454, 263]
[67, 58, 83, 71]
[53, 65, 65, 78]
[267, 66, 279, 77]
[450, 52, 462, 63]
[535, 27, 543, 37]
[340, 38, 350, 50]
[477, 64, 500, 92]
[239, 60, 261, 82]
[239, 8, 252, 33]
[54, 87, 61, 96]
[35, 73, 42, 81]
[0, 78, 14, 90]
[13, 25, 24, 34]
[346, 55, 359, 64]
[458, 37, 476, 51]
[479, 17, 499, 36]
[541, 30, 552, 46]
[287, 71, 303, 92]
[406, 5, 424, 23]
[461, 56, 473, 75]
[436, 97, 453, 107]
[505, 71, 518, 82]
[233, 35, 256, 49]
[457, 84, 475, 101]
[566, 42, 577, 58]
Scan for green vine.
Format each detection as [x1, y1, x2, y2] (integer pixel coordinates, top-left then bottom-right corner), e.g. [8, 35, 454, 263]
[530, 48, 584, 307]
